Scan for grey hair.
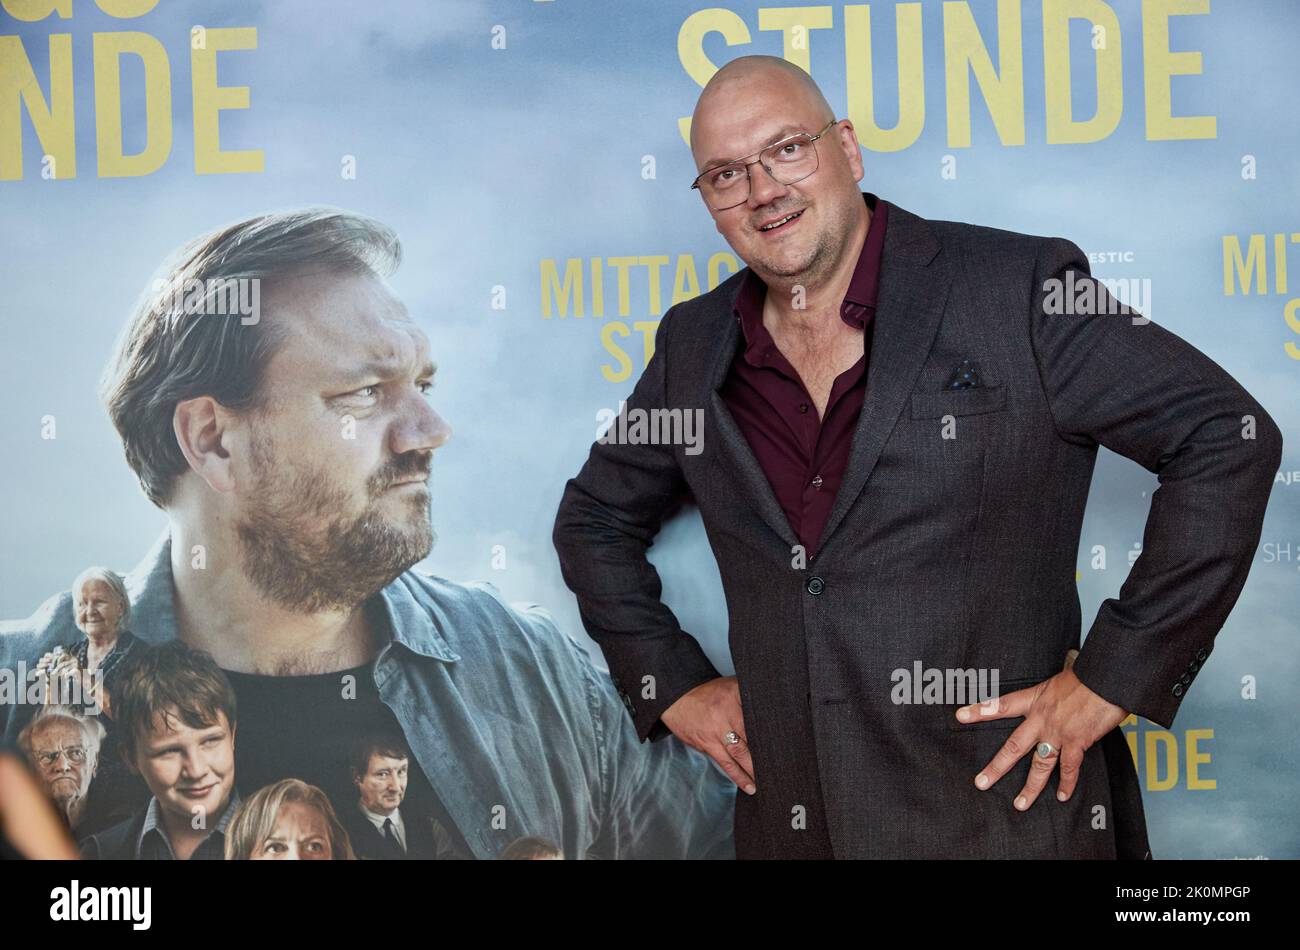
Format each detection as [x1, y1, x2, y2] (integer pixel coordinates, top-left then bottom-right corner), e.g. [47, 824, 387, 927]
[101, 208, 402, 508]
[18, 705, 107, 758]
[71, 566, 131, 629]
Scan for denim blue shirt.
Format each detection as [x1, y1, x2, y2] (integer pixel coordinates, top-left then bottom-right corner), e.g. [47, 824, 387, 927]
[1, 531, 735, 860]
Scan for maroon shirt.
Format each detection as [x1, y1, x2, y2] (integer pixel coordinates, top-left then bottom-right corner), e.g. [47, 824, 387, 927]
[720, 192, 888, 557]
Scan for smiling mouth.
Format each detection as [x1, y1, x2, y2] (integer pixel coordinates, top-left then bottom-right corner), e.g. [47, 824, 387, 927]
[759, 210, 803, 232]
[178, 784, 215, 798]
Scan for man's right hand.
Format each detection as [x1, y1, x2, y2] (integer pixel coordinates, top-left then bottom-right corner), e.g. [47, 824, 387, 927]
[660, 675, 756, 795]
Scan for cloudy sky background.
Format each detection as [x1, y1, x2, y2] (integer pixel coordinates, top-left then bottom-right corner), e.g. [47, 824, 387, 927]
[1, 0, 1296, 858]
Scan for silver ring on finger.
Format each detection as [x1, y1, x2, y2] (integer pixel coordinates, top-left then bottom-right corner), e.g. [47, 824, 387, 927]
[1036, 741, 1059, 759]
[723, 731, 741, 746]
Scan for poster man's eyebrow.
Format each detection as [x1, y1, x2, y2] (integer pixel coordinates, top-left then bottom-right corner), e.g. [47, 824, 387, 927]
[356, 359, 437, 380]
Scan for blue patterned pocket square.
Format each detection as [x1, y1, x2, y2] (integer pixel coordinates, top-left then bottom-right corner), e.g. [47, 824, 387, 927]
[946, 359, 982, 390]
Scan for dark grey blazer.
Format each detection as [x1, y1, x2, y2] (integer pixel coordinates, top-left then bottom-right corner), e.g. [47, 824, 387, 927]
[553, 194, 1282, 859]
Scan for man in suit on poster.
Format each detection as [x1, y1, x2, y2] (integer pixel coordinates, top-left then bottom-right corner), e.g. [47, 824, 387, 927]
[343, 731, 458, 860]
[553, 56, 1282, 858]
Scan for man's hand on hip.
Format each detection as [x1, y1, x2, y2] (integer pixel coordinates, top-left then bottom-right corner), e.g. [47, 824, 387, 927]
[660, 675, 756, 795]
[954, 662, 1127, 811]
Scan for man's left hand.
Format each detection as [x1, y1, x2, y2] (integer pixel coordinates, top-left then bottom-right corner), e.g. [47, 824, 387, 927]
[954, 668, 1128, 810]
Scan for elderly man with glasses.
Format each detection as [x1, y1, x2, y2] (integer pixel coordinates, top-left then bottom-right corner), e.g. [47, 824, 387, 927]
[554, 55, 1281, 859]
[18, 706, 106, 836]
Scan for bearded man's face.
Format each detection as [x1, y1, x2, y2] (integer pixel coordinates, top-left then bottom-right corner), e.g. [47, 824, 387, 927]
[231, 270, 450, 612]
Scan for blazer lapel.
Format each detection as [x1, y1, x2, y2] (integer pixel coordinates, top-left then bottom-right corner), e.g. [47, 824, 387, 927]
[701, 201, 952, 555]
[817, 202, 953, 550]
[704, 299, 801, 550]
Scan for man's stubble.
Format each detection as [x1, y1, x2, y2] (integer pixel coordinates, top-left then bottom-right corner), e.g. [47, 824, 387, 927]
[741, 194, 855, 288]
[235, 428, 434, 614]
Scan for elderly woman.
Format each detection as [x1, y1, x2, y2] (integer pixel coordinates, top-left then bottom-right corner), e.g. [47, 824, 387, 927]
[16, 706, 106, 836]
[225, 779, 356, 860]
[37, 567, 138, 717]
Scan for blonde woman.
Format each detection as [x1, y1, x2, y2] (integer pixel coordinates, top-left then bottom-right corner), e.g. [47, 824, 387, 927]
[225, 779, 355, 860]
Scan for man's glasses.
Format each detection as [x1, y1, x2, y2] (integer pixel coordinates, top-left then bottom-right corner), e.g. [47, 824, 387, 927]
[691, 120, 840, 211]
[36, 746, 87, 767]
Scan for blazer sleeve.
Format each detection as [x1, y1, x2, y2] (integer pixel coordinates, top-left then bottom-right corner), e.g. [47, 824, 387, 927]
[552, 305, 722, 741]
[1028, 237, 1283, 728]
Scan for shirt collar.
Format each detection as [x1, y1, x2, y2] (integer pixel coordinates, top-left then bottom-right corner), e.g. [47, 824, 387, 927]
[373, 572, 459, 663]
[845, 192, 888, 310]
[139, 796, 164, 855]
[360, 803, 403, 832]
[213, 789, 240, 833]
[138, 789, 240, 859]
[733, 192, 888, 355]
[124, 528, 459, 664]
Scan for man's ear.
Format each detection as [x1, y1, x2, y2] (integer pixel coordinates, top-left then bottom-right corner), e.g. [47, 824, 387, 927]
[173, 396, 239, 493]
[836, 120, 866, 182]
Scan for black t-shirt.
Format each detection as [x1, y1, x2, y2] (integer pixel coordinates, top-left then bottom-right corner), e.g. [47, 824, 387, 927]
[222, 656, 472, 860]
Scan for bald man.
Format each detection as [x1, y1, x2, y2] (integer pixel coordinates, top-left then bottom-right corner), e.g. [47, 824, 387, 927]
[554, 56, 1280, 858]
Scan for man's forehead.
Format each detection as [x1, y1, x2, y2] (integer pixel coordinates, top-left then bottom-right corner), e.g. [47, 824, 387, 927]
[35, 720, 81, 743]
[265, 269, 429, 376]
[693, 105, 826, 170]
[692, 67, 826, 163]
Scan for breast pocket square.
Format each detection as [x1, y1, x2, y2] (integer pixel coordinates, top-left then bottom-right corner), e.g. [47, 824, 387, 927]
[946, 358, 982, 389]
[910, 368, 1007, 419]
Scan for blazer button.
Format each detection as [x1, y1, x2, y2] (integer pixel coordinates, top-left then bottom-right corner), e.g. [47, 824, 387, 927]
[1171, 683, 1185, 697]
[1180, 672, 1192, 686]
[1196, 649, 1208, 662]
[1187, 660, 1200, 674]
[806, 577, 825, 595]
